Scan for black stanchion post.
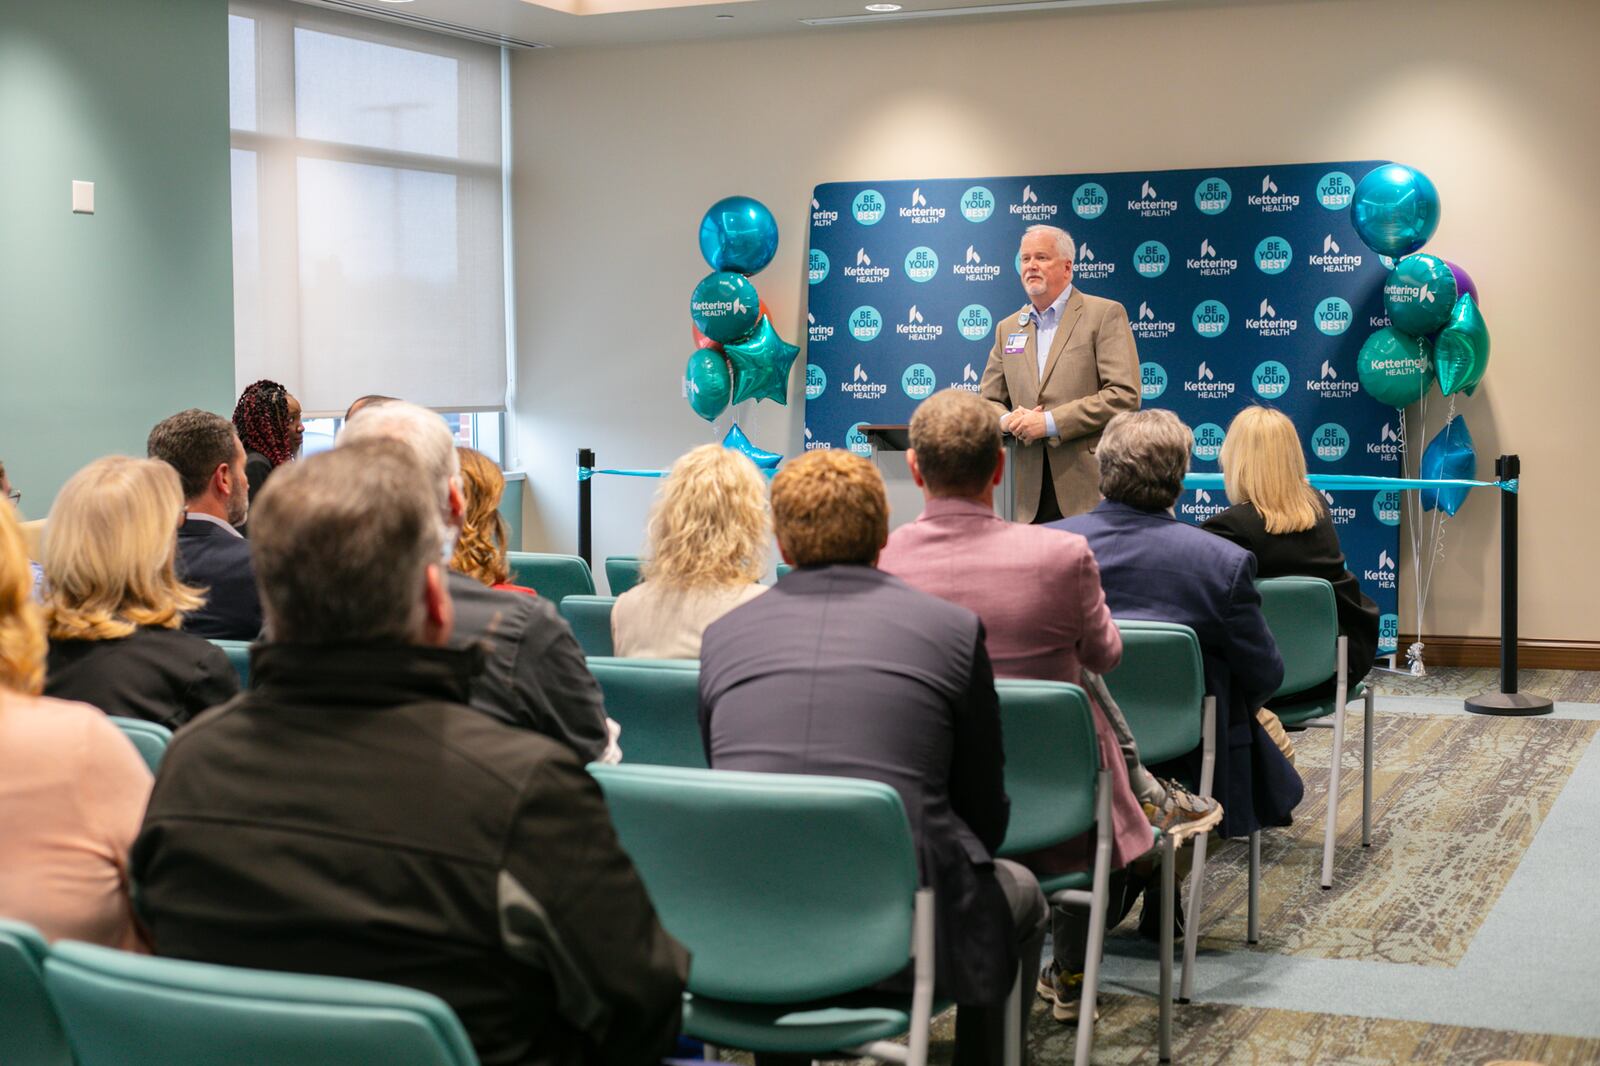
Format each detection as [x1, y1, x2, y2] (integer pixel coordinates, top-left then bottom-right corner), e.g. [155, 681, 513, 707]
[577, 448, 594, 569]
[1465, 454, 1553, 716]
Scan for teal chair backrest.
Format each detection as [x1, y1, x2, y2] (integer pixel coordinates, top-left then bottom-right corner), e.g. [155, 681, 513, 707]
[591, 764, 917, 1004]
[109, 717, 173, 773]
[1103, 621, 1207, 765]
[43, 941, 479, 1066]
[0, 920, 72, 1066]
[585, 657, 704, 768]
[504, 553, 595, 605]
[603, 556, 643, 597]
[775, 563, 793, 579]
[210, 640, 251, 687]
[1256, 577, 1339, 698]
[558, 595, 615, 657]
[994, 680, 1100, 856]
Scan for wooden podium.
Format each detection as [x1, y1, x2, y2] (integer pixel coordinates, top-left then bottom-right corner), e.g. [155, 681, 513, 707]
[859, 425, 1017, 523]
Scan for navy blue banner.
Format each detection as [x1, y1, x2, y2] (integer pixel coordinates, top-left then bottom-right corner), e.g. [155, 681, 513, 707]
[804, 162, 1401, 655]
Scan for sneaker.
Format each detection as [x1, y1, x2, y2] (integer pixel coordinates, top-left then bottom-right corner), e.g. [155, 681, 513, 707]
[1036, 962, 1099, 1024]
[1142, 777, 1223, 840]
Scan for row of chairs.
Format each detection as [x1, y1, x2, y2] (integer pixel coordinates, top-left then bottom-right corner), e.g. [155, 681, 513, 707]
[503, 552, 794, 605]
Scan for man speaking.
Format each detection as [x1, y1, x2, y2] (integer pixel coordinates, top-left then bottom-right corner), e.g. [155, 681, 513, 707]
[980, 224, 1141, 522]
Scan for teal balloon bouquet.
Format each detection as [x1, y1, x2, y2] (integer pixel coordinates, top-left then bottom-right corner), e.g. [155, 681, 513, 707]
[1420, 415, 1476, 515]
[1384, 253, 1457, 335]
[684, 349, 733, 422]
[1433, 294, 1489, 397]
[1352, 164, 1441, 258]
[699, 196, 780, 275]
[1358, 325, 1435, 407]
[690, 271, 761, 344]
[724, 317, 800, 405]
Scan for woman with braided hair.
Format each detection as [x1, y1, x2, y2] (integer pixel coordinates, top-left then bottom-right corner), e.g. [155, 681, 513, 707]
[232, 379, 304, 503]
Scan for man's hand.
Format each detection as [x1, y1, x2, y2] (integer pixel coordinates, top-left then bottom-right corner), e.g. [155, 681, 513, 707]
[1005, 405, 1050, 443]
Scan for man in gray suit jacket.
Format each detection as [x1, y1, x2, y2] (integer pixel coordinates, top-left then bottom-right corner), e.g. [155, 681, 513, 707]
[699, 450, 1049, 1065]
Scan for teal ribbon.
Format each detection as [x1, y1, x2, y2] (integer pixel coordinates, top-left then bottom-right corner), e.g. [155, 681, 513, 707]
[578, 467, 667, 481]
[1181, 473, 1516, 493]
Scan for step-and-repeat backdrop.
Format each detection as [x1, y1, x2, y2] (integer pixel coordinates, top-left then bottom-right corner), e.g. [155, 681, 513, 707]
[804, 161, 1400, 656]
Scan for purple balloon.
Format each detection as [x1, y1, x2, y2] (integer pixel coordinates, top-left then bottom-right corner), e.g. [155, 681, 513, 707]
[1445, 260, 1479, 308]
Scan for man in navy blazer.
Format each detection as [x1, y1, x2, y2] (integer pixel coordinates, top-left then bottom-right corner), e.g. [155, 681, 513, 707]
[148, 410, 263, 641]
[1051, 409, 1302, 840]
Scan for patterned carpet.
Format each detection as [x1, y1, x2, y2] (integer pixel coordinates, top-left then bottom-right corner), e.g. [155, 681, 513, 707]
[1366, 666, 1595, 703]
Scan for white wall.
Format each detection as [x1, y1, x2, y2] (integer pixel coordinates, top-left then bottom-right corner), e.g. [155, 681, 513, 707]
[512, 0, 1599, 641]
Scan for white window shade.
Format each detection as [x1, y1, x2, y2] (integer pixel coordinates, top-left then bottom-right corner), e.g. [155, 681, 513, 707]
[229, 0, 506, 413]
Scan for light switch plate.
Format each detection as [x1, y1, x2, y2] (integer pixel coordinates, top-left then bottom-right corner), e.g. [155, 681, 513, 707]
[72, 180, 94, 214]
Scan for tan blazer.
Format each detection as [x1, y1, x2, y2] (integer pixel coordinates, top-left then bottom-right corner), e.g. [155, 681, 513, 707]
[980, 289, 1141, 521]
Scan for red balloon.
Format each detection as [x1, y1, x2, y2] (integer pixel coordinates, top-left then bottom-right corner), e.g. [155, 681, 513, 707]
[691, 320, 723, 353]
[759, 298, 772, 322]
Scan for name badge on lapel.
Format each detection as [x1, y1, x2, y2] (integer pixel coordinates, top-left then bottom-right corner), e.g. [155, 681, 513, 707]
[1004, 332, 1028, 355]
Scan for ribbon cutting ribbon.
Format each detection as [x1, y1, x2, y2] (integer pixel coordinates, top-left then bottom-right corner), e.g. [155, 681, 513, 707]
[1181, 473, 1516, 493]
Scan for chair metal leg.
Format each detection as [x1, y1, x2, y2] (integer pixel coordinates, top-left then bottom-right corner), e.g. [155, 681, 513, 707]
[1321, 699, 1346, 890]
[1362, 686, 1375, 847]
[1246, 831, 1260, 944]
[1073, 771, 1114, 1066]
[1179, 827, 1208, 1003]
[1003, 963, 1022, 1066]
[1159, 832, 1174, 1063]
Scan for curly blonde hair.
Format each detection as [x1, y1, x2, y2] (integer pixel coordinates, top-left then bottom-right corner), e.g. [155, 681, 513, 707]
[0, 503, 46, 694]
[642, 444, 770, 590]
[44, 456, 204, 641]
[451, 447, 510, 588]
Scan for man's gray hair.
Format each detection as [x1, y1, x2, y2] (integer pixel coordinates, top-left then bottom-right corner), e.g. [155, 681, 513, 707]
[1097, 409, 1193, 511]
[1024, 224, 1075, 263]
[335, 400, 460, 511]
[251, 441, 443, 644]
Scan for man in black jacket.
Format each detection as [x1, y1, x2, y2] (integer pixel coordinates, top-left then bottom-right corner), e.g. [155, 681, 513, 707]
[133, 441, 688, 1066]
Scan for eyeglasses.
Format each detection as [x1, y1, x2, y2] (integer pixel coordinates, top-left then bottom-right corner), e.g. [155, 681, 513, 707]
[4, 489, 19, 507]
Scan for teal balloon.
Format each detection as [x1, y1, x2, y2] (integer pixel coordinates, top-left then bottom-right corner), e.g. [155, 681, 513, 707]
[691, 271, 760, 344]
[724, 317, 799, 406]
[1434, 294, 1489, 397]
[699, 196, 780, 275]
[1358, 325, 1434, 407]
[1352, 164, 1441, 257]
[1384, 253, 1457, 335]
[721, 423, 782, 472]
[684, 350, 732, 422]
[1420, 415, 1475, 516]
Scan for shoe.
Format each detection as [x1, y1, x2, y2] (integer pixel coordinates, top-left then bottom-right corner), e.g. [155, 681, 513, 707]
[1036, 962, 1099, 1024]
[1142, 777, 1223, 840]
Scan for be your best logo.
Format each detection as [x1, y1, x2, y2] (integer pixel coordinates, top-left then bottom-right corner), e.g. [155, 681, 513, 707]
[1140, 362, 1168, 400]
[1191, 300, 1230, 339]
[961, 186, 995, 223]
[1194, 177, 1232, 215]
[852, 190, 886, 225]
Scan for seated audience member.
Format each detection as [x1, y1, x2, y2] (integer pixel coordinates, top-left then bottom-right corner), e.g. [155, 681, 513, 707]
[1205, 405, 1380, 702]
[1050, 410, 1301, 841]
[132, 442, 688, 1066]
[0, 502, 152, 951]
[452, 447, 536, 597]
[344, 393, 396, 422]
[338, 402, 609, 762]
[1, 459, 44, 598]
[146, 409, 263, 639]
[43, 457, 239, 728]
[233, 379, 304, 503]
[699, 450, 1048, 1066]
[612, 444, 768, 658]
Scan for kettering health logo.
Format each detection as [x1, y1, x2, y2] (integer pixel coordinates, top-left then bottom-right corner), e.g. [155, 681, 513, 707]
[1128, 179, 1179, 218]
[1180, 487, 1228, 521]
[804, 363, 828, 400]
[953, 246, 1001, 282]
[1194, 177, 1232, 215]
[1315, 296, 1353, 336]
[1310, 233, 1363, 273]
[1010, 184, 1059, 221]
[1192, 299, 1230, 338]
[949, 362, 982, 393]
[1252, 359, 1291, 399]
[901, 363, 937, 399]
[1134, 240, 1170, 279]
[810, 197, 838, 228]
[848, 305, 882, 341]
[841, 364, 888, 401]
[803, 425, 831, 452]
[1184, 361, 1236, 400]
[900, 187, 945, 224]
[1317, 171, 1356, 210]
[1131, 301, 1176, 341]
[1140, 361, 1168, 400]
[1364, 549, 1398, 591]
[1311, 422, 1350, 461]
[1192, 423, 1225, 461]
[961, 186, 995, 223]
[1072, 182, 1109, 219]
[808, 249, 829, 284]
[807, 311, 834, 344]
[896, 305, 944, 342]
[1187, 238, 1238, 277]
[1306, 359, 1360, 399]
[904, 246, 940, 283]
[1374, 489, 1402, 525]
[1255, 236, 1292, 274]
[845, 248, 890, 284]
[957, 303, 993, 341]
[1246, 297, 1298, 338]
[1367, 421, 1403, 461]
[851, 189, 886, 225]
[1322, 490, 1357, 525]
[1248, 172, 1301, 212]
[1074, 243, 1116, 281]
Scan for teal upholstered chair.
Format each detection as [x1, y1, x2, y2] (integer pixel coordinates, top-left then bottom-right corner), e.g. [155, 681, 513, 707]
[589, 764, 936, 1065]
[1256, 576, 1375, 893]
[602, 556, 643, 597]
[0, 920, 71, 1066]
[558, 595, 615, 657]
[504, 552, 595, 605]
[109, 717, 173, 773]
[775, 563, 793, 579]
[993, 679, 1175, 1066]
[585, 657, 704, 768]
[210, 640, 251, 687]
[43, 940, 479, 1066]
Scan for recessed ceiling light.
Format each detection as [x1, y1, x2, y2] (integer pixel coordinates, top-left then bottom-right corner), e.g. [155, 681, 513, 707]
[865, 3, 902, 9]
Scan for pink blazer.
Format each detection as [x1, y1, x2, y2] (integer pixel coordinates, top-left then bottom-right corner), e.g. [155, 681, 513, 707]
[879, 497, 1151, 870]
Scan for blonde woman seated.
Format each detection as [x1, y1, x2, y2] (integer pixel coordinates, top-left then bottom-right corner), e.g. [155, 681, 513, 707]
[1204, 406, 1380, 704]
[451, 447, 537, 596]
[612, 444, 770, 659]
[0, 500, 152, 950]
[44, 457, 239, 729]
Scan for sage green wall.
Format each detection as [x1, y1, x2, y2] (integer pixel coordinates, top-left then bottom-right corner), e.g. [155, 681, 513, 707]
[0, 0, 235, 516]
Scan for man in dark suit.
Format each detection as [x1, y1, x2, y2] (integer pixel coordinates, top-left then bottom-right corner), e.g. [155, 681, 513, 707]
[699, 449, 1048, 1065]
[1050, 409, 1302, 841]
[148, 409, 263, 640]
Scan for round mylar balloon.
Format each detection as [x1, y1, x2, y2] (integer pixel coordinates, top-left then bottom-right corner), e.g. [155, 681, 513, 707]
[1358, 326, 1434, 407]
[1434, 294, 1489, 397]
[1445, 260, 1479, 308]
[690, 271, 761, 344]
[1351, 164, 1441, 258]
[698, 196, 780, 275]
[1420, 415, 1476, 516]
[684, 349, 732, 422]
[724, 317, 800, 406]
[1384, 253, 1457, 335]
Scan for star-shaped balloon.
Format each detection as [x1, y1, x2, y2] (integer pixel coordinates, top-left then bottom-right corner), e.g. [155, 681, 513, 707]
[721, 423, 782, 471]
[723, 317, 800, 405]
